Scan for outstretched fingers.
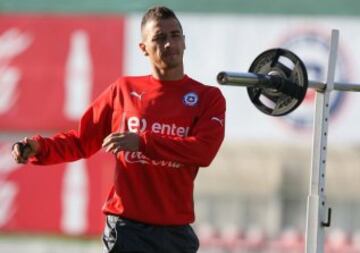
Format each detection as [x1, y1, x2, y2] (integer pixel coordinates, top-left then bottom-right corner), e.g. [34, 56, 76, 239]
[102, 132, 140, 154]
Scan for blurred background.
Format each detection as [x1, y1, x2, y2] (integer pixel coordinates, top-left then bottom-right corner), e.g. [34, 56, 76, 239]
[1, 0, 360, 252]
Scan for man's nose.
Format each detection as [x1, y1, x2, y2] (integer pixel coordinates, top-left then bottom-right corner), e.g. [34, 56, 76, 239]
[164, 36, 175, 48]
[164, 40, 171, 48]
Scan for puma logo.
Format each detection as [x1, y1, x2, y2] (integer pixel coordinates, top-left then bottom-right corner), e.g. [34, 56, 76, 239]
[211, 117, 224, 127]
[130, 91, 145, 100]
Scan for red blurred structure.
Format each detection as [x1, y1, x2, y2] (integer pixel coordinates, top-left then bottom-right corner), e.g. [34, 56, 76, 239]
[0, 15, 124, 131]
[0, 15, 125, 236]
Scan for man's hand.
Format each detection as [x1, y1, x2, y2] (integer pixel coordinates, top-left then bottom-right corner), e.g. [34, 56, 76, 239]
[102, 132, 140, 154]
[11, 137, 40, 164]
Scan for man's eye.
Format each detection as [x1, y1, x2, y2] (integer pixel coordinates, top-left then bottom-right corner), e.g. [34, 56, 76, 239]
[153, 35, 166, 41]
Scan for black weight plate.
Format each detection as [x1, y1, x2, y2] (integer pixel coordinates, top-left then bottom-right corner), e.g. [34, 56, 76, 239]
[247, 48, 308, 116]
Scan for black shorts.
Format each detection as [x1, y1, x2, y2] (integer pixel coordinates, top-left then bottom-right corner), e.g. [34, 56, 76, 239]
[102, 215, 200, 253]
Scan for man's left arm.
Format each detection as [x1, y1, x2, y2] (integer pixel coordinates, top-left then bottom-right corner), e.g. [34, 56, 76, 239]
[139, 88, 225, 167]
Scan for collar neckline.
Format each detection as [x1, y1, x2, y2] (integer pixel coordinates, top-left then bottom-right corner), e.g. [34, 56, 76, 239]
[149, 75, 189, 86]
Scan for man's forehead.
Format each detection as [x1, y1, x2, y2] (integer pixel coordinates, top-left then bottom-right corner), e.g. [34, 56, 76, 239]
[142, 18, 182, 35]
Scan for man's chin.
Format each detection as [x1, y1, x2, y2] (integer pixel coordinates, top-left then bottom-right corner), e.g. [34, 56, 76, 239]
[162, 61, 182, 70]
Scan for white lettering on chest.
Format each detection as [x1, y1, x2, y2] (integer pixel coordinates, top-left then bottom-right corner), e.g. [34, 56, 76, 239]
[127, 116, 189, 137]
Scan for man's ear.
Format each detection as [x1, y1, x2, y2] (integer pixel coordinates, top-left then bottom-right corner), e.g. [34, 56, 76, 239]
[139, 42, 149, 56]
[183, 35, 186, 50]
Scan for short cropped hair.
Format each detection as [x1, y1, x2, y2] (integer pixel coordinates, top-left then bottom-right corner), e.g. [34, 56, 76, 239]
[141, 6, 182, 31]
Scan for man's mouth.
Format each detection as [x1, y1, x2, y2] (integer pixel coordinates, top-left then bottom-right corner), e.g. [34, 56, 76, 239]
[163, 51, 178, 57]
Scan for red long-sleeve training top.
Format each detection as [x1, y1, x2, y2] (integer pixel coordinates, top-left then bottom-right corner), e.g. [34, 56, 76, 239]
[30, 75, 226, 225]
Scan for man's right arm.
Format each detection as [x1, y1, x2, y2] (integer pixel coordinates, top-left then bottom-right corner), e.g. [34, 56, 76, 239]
[11, 82, 118, 165]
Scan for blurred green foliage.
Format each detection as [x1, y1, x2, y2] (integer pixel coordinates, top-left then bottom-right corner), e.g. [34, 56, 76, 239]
[0, 0, 359, 15]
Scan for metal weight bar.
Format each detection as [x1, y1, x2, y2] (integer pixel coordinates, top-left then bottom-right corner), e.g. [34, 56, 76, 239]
[217, 72, 305, 97]
[218, 71, 360, 92]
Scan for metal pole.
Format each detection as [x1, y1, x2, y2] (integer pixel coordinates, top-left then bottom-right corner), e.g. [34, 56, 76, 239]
[305, 29, 339, 253]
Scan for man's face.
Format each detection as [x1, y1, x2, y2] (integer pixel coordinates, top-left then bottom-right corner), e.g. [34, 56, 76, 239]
[139, 18, 185, 70]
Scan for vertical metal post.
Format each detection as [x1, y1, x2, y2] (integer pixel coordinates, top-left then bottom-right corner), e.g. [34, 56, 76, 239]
[305, 29, 339, 253]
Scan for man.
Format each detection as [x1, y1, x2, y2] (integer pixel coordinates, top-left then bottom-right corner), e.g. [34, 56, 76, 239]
[12, 6, 225, 253]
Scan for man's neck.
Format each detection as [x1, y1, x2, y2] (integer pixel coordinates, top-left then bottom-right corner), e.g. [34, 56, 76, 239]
[151, 66, 184, 81]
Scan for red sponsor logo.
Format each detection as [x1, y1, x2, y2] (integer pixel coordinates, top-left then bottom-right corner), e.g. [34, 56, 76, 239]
[124, 151, 182, 168]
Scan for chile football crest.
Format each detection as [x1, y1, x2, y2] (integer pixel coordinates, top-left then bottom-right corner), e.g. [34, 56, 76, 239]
[183, 92, 199, 106]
